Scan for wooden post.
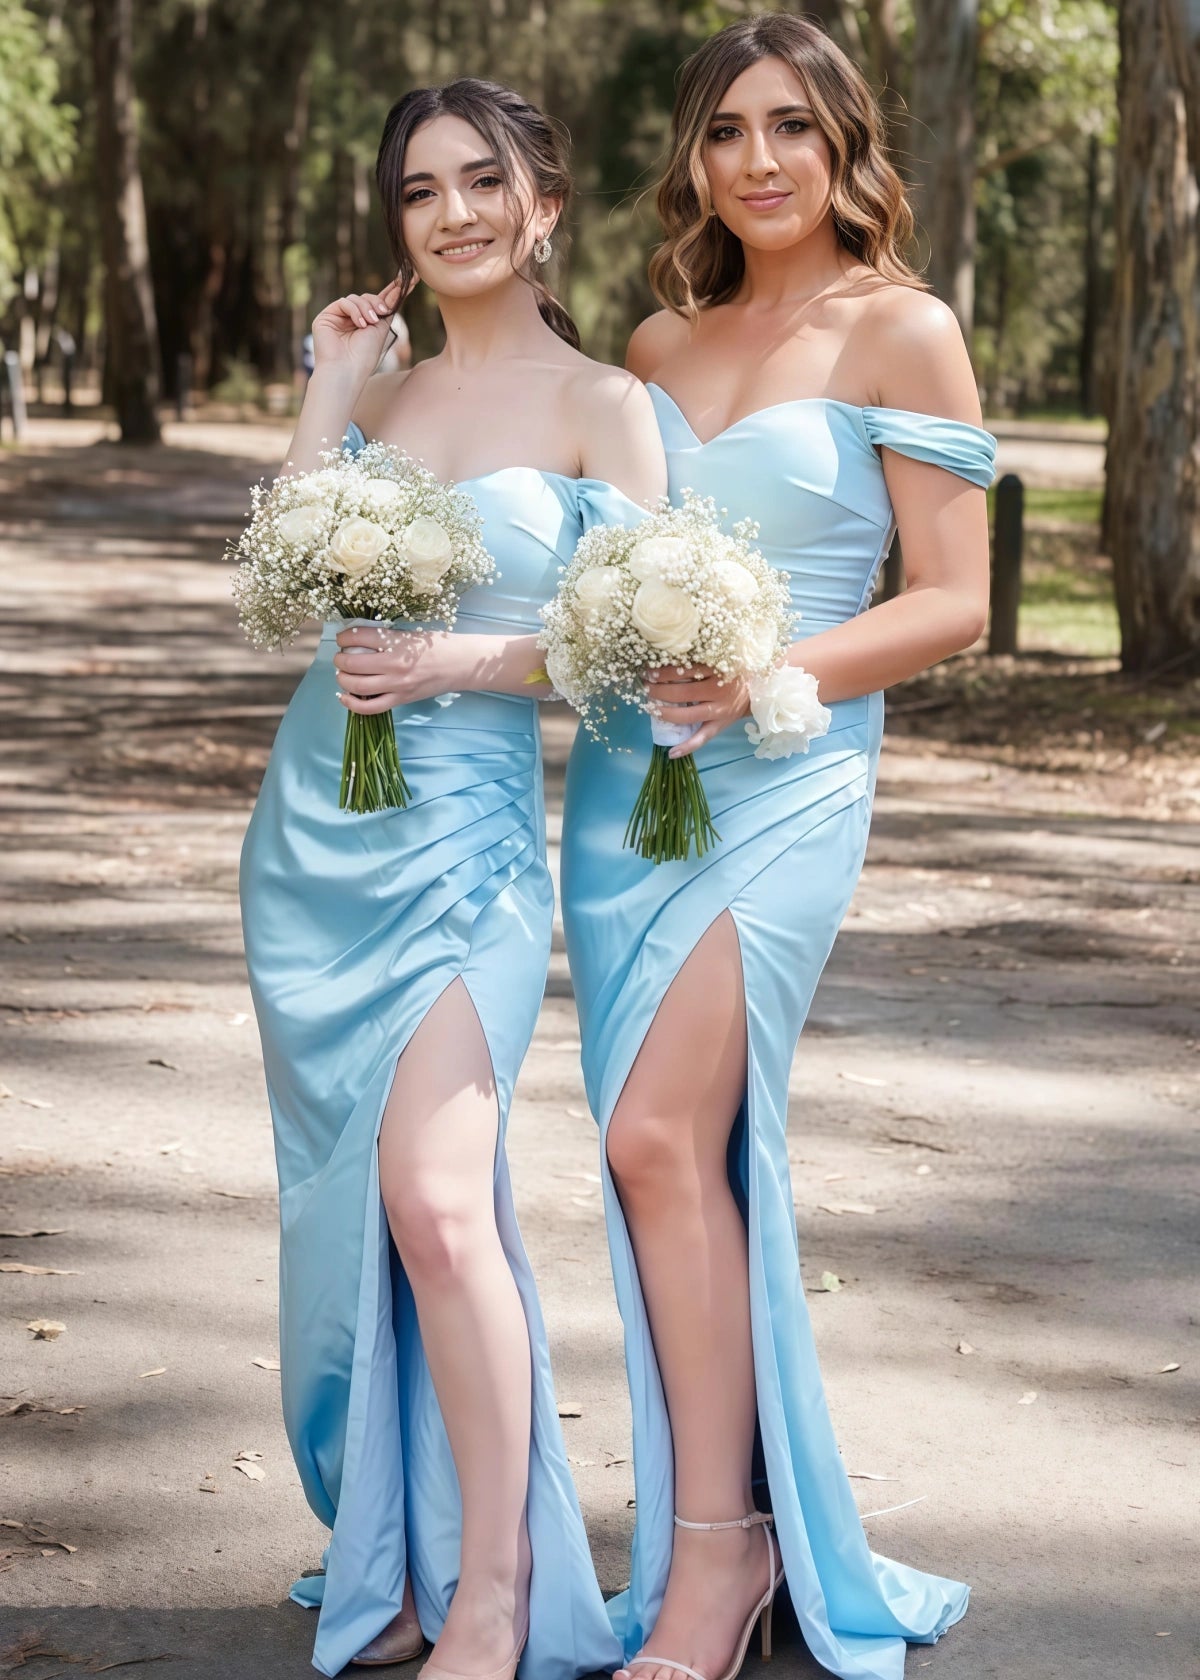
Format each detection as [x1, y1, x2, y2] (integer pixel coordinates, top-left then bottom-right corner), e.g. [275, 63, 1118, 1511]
[989, 472, 1024, 655]
[880, 532, 904, 601]
[176, 352, 192, 421]
[4, 352, 28, 440]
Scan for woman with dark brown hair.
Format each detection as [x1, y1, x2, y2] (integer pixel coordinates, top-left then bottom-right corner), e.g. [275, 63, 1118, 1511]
[241, 78, 663, 1680]
[561, 15, 995, 1680]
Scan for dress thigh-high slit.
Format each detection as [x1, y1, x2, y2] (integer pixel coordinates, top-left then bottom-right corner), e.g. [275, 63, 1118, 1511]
[561, 389, 997, 1680]
[241, 442, 640, 1679]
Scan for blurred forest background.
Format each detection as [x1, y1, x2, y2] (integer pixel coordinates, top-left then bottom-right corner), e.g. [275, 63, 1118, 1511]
[0, 0, 1197, 674]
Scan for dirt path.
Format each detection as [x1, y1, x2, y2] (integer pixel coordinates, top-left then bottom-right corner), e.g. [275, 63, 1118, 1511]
[1, 421, 1196, 1680]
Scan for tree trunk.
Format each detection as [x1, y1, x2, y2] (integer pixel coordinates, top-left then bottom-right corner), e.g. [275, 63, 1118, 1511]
[909, 0, 978, 336]
[862, 0, 908, 159]
[91, 0, 161, 443]
[1079, 133, 1102, 417]
[1106, 0, 1200, 675]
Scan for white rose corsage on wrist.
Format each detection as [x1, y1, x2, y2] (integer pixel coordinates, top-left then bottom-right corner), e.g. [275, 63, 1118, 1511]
[744, 664, 832, 760]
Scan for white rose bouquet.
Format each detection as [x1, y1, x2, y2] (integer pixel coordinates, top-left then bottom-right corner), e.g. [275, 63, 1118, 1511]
[539, 493, 796, 864]
[231, 441, 495, 813]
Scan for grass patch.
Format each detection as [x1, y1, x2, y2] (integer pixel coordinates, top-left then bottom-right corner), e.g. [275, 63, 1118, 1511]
[986, 484, 1104, 526]
[1018, 538, 1119, 658]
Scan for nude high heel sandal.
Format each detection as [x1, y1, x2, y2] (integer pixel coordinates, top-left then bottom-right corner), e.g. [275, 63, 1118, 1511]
[626, 1512, 784, 1680]
[417, 1619, 529, 1680]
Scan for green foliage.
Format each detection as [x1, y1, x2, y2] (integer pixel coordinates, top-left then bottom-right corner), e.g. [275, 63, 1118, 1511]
[0, 0, 1125, 416]
[210, 355, 263, 408]
[0, 0, 77, 307]
[972, 0, 1118, 413]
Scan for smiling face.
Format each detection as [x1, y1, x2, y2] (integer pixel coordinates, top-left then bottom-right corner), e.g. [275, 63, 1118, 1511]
[700, 55, 834, 254]
[399, 112, 557, 299]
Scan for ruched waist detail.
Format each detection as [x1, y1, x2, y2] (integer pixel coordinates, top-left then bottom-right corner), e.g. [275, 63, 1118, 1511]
[319, 609, 542, 641]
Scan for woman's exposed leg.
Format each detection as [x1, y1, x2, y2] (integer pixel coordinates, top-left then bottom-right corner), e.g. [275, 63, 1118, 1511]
[379, 977, 532, 1671]
[605, 912, 777, 1680]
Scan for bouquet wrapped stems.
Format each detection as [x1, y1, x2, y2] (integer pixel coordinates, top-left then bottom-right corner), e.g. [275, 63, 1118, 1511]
[340, 709, 411, 813]
[624, 718, 720, 864]
[336, 616, 410, 814]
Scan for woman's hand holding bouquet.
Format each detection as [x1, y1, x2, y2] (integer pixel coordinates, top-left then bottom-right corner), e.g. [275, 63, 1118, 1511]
[232, 439, 495, 813]
[539, 493, 826, 864]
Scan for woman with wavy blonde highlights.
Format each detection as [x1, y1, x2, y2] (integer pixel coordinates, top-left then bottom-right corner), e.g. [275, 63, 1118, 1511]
[561, 14, 996, 1680]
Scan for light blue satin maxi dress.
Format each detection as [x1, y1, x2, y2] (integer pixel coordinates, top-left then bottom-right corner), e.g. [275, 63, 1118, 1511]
[240, 426, 633, 1680]
[561, 389, 997, 1680]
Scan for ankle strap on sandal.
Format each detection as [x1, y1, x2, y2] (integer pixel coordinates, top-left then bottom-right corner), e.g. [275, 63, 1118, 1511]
[673, 1511, 774, 1531]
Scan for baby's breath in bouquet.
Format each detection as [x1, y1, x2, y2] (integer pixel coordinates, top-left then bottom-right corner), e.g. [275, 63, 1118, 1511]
[232, 441, 494, 813]
[539, 493, 795, 863]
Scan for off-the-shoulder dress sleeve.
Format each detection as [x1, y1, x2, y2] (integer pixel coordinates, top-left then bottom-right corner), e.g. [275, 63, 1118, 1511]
[861, 407, 997, 487]
[574, 476, 653, 534]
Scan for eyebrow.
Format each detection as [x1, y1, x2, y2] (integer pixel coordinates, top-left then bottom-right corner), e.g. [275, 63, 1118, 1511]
[709, 105, 814, 121]
[401, 155, 500, 188]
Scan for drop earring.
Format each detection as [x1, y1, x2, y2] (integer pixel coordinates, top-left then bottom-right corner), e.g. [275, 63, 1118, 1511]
[533, 234, 553, 265]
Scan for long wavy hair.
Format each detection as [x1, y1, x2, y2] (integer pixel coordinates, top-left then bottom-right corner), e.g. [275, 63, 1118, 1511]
[376, 78, 580, 349]
[649, 14, 924, 317]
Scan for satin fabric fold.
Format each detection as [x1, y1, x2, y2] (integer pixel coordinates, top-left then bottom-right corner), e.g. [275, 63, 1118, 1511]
[561, 391, 997, 1680]
[241, 441, 641, 1679]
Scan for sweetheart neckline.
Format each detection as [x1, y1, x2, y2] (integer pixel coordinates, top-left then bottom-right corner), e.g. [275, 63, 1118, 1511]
[646, 383, 873, 449]
[645, 383, 994, 455]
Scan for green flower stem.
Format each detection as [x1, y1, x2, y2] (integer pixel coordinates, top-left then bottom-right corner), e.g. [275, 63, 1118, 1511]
[623, 745, 720, 864]
[339, 710, 411, 814]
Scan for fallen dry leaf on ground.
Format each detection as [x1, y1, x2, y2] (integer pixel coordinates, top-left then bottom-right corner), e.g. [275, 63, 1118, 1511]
[208, 1188, 257, 1200]
[848, 1471, 897, 1481]
[815, 1271, 843, 1292]
[0, 1229, 67, 1239]
[1155, 1362, 1181, 1374]
[1, 1262, 79, 1276]
[26, 1321, 65, 1340]
[137, 1368, 166, 1379]
[0, 1518, 76, 1555]
[147, 1059, 179, 1071]
[1018, 1391, 1038, 1404]
[818, 1202, 878, 1217]
[957, 1340, 976, 1355]
[233, 1450, 265, 1481]
[251, 1356, 280, 1371]
[557, 1402, 583, 1418]
[839, 1072, 887, 1088]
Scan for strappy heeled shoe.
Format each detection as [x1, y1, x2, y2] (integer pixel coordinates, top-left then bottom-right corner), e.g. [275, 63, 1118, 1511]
[418, 1618, 529, 1680]
[626, 1512, 784, 1680]
[351, 1606, 427, 1666]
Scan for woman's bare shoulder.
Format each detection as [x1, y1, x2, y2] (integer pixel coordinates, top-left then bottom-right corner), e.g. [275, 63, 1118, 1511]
[626, 309, 692, 381]
[854, 285, 982, 421]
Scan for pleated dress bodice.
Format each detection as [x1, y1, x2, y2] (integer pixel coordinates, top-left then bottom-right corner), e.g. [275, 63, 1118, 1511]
[561, 388, 996, 1680]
